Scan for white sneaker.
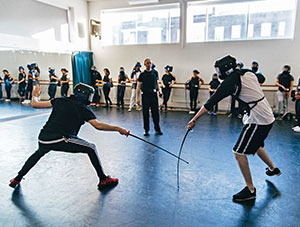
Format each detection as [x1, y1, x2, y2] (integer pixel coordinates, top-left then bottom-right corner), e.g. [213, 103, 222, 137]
[5, 99, 10, 102]
[189, 111, 195, 114]
[293, 126, 300, 132]
[128, 108, 132, 112]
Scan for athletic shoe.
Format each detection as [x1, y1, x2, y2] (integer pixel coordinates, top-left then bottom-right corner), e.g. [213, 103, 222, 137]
[144, 131, 149, 136]
[128, 108, 132, 112]
[5, 99, 10, 102]
[98, 176, 118, 191]
[90, 103, 96, 106]
[266, 167, 282, 176]
[136, 106, 142, 111]
[96, 103, 100, 107]
[9, 178, 21, 188]
[213, 112, 218, 116]
[155, 130, 163, 136]
[293, 126, 300, 133]
[233, 187, 256, 201]
[189, 111, 195, 114]
[228, 113, 233, 118]
[237, 114, 242, 119]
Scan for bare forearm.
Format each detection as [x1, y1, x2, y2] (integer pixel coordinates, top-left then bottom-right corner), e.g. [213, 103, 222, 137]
[192, 106, 208, 121]
[94, 122, 122, 132]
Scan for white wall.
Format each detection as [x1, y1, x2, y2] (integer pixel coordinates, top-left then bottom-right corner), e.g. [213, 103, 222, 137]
[0, 51, 72, 100]
[0, 0, 90, 52]
[88, 0, 299, 112]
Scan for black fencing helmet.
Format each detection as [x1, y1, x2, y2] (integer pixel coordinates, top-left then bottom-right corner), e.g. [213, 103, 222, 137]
[74, 83, 95, 105]
[214, 55, 237, 80]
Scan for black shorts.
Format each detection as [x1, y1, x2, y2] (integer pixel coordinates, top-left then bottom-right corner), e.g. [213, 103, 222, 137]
[233, 123, 273, 156]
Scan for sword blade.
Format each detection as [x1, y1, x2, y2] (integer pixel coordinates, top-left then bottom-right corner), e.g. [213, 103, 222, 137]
[129, 133, 189, 164]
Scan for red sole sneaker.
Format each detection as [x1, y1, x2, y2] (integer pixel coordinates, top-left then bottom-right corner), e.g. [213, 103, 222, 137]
[98, 177, 118, 191]
[9, 179, 20, 188]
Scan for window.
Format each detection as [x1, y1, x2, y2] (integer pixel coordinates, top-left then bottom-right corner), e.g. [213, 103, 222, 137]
[101, 4, 180, 46]
[187, 0, 297, 43]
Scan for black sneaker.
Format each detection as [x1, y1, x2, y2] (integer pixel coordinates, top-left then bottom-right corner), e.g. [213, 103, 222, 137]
[233, 187, 256, 201]
[266, 167, 282, 176]
[155, 130, 163, 135]
[144, 131, 149, 136]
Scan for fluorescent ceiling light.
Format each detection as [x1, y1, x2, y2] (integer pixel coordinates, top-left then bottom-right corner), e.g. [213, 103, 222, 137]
[128, 0, 159, 5]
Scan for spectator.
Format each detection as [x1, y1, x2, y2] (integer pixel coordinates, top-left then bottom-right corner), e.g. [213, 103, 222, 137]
[275, 65, 294, 119]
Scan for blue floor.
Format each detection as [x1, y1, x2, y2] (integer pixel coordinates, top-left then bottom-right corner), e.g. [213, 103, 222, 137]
[0, 101, 299, 227]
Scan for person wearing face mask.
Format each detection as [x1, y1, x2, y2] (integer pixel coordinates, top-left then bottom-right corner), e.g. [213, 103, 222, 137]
[18, 66, 27, 102]
[161, 65, 176, 112]
[102, 68, 113, 108]
[275, 65, 294, 120]
[208, 73, 220, 115]
[184, 70, 204, 114]
[60, 68, 70, 97]
[117, 67, 129, 109]
[9, 83, 128, 191]
[251, 61, 265, 85]
[128, 62, 142, 112]
[187, 55, 281, 202]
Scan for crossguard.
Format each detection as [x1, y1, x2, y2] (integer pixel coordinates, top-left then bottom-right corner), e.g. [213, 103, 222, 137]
[126, 130, 130, 137]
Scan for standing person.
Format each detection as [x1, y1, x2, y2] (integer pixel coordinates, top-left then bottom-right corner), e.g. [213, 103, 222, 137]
[60, 68, 70, 97]
[292, 78, 300, 132]
[128, 62, 141, 112]
[0, 74, 3, 100]
[275, 65, 294, 119]
[116, 67, 129, 109]
[188, 55, 281, 202]
[18, 66, 27, 102]
[90, 66, 102, 107]
[31, 63, 40, 85]
[184, 70, 204, 114]
[23, 65, 34, 104]
[161, 65, 176, 112]
[137, 58, 163, 136]
[9, 83, 128, 191]
[3, 70, 15, 102]
[251, 61, 265, 84]
[102, 68, 113, 108]
[152, 63, 159, 80]
[208, 73, 220, 115]
[48, 67, 59, 100]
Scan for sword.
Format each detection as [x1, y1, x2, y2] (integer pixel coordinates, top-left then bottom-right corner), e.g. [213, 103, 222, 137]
[126, 131, 189, 164]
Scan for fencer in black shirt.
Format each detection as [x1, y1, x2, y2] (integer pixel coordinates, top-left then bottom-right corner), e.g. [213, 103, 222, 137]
[9, 83, 128, 191]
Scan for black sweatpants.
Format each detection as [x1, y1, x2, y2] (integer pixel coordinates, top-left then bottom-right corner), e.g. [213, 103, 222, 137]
[5, 83, 12, 99]
[142, 93, 161, 132]
[92, 85, 100, 104]
[230, 96, 240, 116]
[17, 137, 106, 181]
[190, 89, 198, 111]
[296, 99, 300, 126]
[25, 82, 33, 100]
[18, 85, 26, 97]
[103, 86, 112, 105]
[209, 92, 218, 113]
[162, 87, 172, 108]
[48, 84, 57, 99]
[61, 84, 69, 97]
[117, 85, 126, 107]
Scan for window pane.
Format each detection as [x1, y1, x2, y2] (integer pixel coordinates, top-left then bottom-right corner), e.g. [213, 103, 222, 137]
[206, 3, 248, 42]
[186, 5, 206, 42]
[248, 0, 297, 39]
[101, 4, 180, 46]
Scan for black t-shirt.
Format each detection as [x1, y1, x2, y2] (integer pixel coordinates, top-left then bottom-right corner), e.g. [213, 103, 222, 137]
[61, 74, 69, 87]
[39, 96, 96, 140]
[49, 73, 57, 83]
[138, 70, 158, 95]
[19, 73, 26, 87]
[162, 73, 175, 88]
[209, 79, 220, 90]
[277, 72, 294, 91]
[91, 70, 102, 86]
[118, 72, 127, 84]
[189, 76, 200, 90]
[152, 69, 159, 80]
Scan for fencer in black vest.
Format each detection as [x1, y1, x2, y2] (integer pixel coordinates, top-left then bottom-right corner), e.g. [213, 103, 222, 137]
[24, 65, 34, 103]
[9, 83, 128, 191]
[90, 66, 102, 106]
[187, 55, 281, 202]
[18, 66, 27, 102]
[161, 65, 176, 112]
[137, 58, 163, 136]
[48, 67, 59, 100]
[60, 68, 70, 97]
[117, 67, 129, 109]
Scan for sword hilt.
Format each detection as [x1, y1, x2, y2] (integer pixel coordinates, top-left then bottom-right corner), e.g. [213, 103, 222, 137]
[126, 130, 130, 137]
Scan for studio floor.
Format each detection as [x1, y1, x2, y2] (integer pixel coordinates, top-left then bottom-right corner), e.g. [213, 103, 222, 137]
[0, 102, 299, 227]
